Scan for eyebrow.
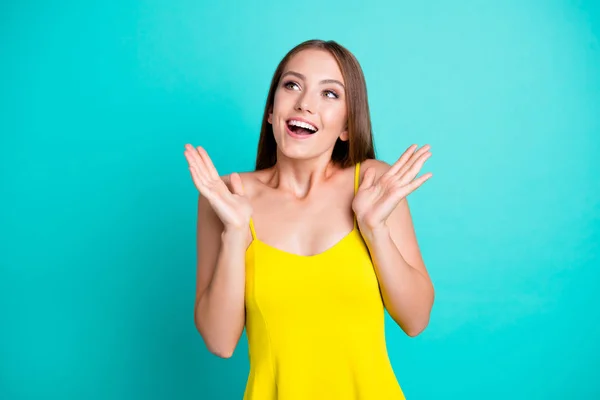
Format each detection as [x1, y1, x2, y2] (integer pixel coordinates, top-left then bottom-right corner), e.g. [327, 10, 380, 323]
[281, 71, 345, 90]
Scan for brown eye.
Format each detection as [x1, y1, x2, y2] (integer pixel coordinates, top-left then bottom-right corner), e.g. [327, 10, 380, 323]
[284, 81, 300, 90]
[323, 90, 338, 99]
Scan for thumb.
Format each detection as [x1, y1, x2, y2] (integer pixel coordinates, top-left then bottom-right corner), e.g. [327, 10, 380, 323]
[359, 167, 376, 191]
[229, 172, 245, 196]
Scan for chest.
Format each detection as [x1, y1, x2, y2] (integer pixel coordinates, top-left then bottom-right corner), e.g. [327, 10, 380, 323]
[250, 192, 356, 257]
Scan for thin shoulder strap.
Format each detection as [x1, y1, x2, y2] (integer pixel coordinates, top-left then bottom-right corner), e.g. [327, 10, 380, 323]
[240, 178, 257, 241]
[249, 217, 257, 240]
[354, 162, 361, 195]
[353, 162, 361, 229]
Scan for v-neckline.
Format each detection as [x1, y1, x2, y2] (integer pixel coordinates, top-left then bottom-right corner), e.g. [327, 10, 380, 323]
[248, 228, 359, 259]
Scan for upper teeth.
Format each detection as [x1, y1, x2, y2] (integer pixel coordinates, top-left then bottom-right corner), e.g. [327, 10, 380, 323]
[289, 120, 317, 132]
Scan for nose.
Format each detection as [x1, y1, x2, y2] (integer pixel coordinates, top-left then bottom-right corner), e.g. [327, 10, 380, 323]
[295, 93, 314, 113]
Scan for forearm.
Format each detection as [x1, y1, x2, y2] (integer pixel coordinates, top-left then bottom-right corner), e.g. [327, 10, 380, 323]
[195, 228, 247, 357]
[363, 227, 434, 336]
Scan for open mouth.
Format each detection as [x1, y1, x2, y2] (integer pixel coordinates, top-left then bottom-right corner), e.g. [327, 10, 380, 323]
[286, 119, 318, 136]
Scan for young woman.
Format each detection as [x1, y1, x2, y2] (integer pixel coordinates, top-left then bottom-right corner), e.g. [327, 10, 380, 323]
[185, 39, 434, 399]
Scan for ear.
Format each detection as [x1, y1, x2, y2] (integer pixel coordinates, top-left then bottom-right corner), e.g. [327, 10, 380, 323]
[339, 126, 349, 142]
[267, 106, 273, 124]
[338, 119, 349, 141]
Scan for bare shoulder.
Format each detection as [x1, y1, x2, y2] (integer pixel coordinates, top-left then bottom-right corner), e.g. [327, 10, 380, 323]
[217, 170, 266, 199]
[362, 158, 390, 167]
[360, 158, 393, 179]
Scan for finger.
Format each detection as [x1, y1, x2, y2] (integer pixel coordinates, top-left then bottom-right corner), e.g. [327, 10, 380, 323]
[184, 146, 208, 174]
[188, 164, 211, 196]
[393, 144, 431, 180]
[184, 150, 211, 188]
[397, 149, 431, 184]
[190, 146, 214, 181]
[398, 172, 433, 196]
[400, 152, 431, 184]
[384, 144, 418, 178]
[196, 146, 220, 180]
[185, 147, 217, 188]
[229, 172, 245, 196]
[380, 172, 431, 210]
[359, 167, 377, 191]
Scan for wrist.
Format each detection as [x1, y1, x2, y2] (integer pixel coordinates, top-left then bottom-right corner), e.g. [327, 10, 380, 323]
[221, 225, 248, 243]
[359, 222, 391, 244]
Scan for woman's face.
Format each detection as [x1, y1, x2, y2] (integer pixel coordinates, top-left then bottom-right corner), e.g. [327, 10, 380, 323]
[269, 49, 348, 162]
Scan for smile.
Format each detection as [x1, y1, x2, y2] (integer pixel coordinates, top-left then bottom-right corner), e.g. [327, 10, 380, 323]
[285, 123, 315, 140]
[286, 118, 319, 138]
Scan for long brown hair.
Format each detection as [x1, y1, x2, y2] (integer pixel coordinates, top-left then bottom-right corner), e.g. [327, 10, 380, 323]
[255, 39, 376, 170]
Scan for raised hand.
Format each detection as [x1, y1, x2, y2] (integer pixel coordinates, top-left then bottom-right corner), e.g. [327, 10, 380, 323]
[353, 144, 432, 232]
[184, 144, 252, 230]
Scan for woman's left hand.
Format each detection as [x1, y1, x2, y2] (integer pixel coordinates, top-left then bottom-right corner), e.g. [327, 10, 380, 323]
[352, 144, 433, 233]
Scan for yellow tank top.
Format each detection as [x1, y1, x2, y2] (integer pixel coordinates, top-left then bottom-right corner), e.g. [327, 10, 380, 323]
[243, 162, 406, 399]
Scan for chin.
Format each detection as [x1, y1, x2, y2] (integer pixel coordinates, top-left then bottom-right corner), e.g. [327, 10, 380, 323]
[278, 146, 314, 161]
[272, 134, 308, 159]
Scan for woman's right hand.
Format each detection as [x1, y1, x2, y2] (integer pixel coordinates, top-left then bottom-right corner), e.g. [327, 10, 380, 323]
[184, 144, 253, 231]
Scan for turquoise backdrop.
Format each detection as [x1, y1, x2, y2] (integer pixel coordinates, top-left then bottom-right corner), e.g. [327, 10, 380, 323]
[2, 1, 599, 399]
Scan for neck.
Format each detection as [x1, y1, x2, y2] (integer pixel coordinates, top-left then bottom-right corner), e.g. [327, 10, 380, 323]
[267, 154, 341, 199]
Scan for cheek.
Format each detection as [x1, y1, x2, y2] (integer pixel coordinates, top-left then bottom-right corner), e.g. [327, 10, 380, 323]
[322, 105, 347, 130]
[272, 89, 293, 113]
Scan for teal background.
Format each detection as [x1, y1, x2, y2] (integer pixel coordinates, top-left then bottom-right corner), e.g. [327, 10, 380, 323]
[2, 0, 599, 399]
